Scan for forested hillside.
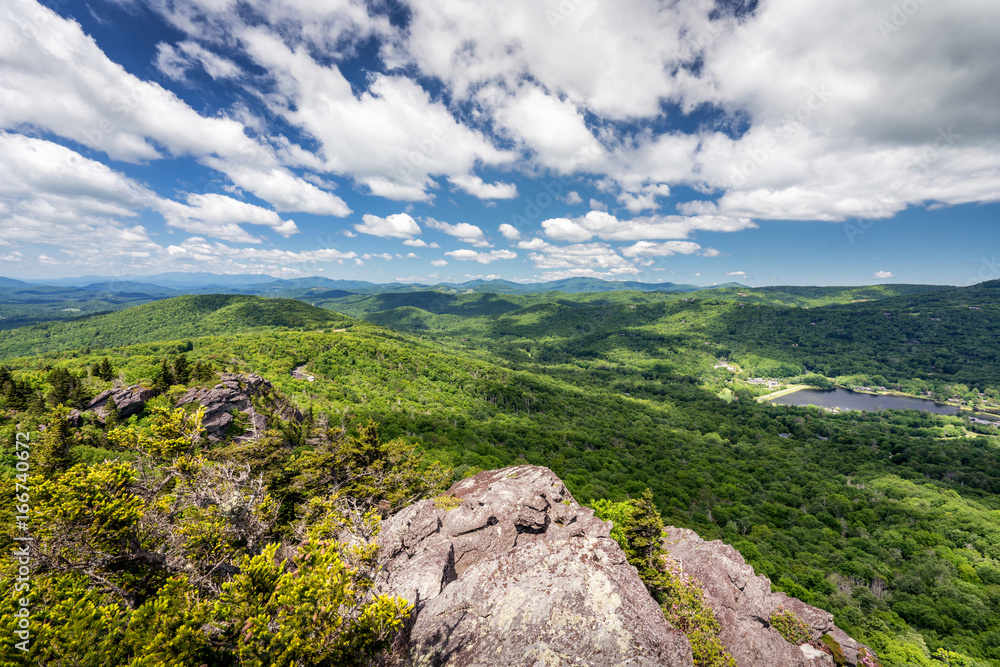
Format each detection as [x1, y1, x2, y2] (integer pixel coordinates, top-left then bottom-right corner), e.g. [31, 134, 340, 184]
[323, 280, 1000, 397]
[1, 289, 999, 664]
[0, 295, 353, 359]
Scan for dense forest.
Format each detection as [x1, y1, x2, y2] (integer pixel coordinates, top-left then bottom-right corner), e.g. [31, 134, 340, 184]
[1, 289, 999, 665]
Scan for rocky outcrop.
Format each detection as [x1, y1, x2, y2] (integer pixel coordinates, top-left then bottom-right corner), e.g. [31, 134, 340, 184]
[376, 465, 693, 666]
[174, 373, 302, 443]
[662, 526, 869, 667]
[70, 385, 155, 425]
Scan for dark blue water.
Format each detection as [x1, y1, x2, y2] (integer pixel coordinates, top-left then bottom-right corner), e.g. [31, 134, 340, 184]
[770, 387, 961, 415]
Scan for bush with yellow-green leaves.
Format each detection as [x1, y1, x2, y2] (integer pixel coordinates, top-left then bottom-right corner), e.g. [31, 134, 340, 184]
[0, 406, 427, 666]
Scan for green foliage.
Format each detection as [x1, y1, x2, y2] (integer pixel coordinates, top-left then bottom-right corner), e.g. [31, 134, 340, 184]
[289, 418, 450, 513]
[821, 633, 847, 666]
[92, 356, 116, 382]
[0, 294, 352, 358]
[216, 542, 410, 667]
[109, 405, 206, 460]
[433, 494, 463, 511]
[35, 405, 73, 476]
[770, 607, 811, 645]
[594, 493, 735, 667]
[34, 461, 145, 558]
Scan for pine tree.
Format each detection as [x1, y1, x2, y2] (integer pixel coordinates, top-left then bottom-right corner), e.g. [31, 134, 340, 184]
[47, 368, 83, 408]
[104, 396, 119, 427]
[37, 406, 73, 476]
[92, 357, 115, 382]
[192, 360, 215, 383]
[172, 355, 192, 384]
[153, 360, 174, 394]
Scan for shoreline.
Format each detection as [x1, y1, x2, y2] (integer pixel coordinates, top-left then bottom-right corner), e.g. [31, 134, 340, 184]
[755, 384, 810, 403]
[761, 384, 1000, 418]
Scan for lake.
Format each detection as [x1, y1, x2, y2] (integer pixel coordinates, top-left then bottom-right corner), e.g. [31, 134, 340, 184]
[769, 387, 961, 415]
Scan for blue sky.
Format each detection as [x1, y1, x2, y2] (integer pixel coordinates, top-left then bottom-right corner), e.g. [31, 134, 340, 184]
[1, 0, 998, 286]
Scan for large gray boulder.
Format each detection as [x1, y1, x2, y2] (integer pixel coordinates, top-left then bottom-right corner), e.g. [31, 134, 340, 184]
[69, 385, 155, 425]
[662, 527, 871, 667]
[175, 373, 302, 443]
[377, 465, 693, 666]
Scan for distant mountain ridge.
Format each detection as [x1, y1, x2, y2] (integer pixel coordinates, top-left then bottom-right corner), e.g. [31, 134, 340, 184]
[0, 271, 958, 331]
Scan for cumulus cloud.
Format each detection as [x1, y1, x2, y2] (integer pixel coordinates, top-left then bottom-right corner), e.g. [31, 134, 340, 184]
[528, 243, 638, 274]
[353, 213, 421, 239]
[872, 270, 894, 279]
[159, 193, 299, 243]
[449, 174, 518, 199]
[498, 224, 521, 241]
[542, 211, 757, 243]
[431, 259, 448, 267]
[516, 238, 550, 251]
[238, 26, 515, 201]
[445, 249, 517, 264]
[621, 241, 702, 257]
[726, 271, 746, 277]
[0, 0, 349, 217]
[425, 218, 491, 247]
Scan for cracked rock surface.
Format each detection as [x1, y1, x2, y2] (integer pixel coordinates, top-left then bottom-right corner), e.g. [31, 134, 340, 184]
[174, 373, 302, 443]
[663, 526, 869, 667]
[376, 465, 693, 666]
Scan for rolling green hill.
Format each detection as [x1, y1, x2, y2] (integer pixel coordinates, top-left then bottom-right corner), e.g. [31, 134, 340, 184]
[0, 294, 354, 359]
[322, 281, 1000, 396]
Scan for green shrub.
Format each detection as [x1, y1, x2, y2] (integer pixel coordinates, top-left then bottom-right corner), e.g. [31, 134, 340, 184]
[594, 493, 736, 667]
[770, 606, 811, 645]
[820, 633, 846, 666]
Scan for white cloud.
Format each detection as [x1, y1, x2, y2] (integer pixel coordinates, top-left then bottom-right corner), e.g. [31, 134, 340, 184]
[391, 0, 715, 120]
[516, 238, 550, 251]
[445, 249, 517, 264]
[425, 218, 491, 247]
[497, 223, 521, 240]
[449, 174, 518, 199]
[621, 241, 702, 257]
[158, 193, 298, 243]
[0, 1, 258, 162]
[872, 270, 894, 279]
[0, 1, 351, 218]
[481, 83, 605, 173]
[700, 248, 723, 258]
[202, 159, 351, 216]
[354, 213, 421, 239]
[541, 217, 593, 243]
[616, 184, 672, 214]
[726, 271, 746, 277]
[403, 238, 440, 248]
[542, 210, 757, 243]
[528, 243, 638, 274]
[431, 259, 448, 267]
[155, 41, 240, 81]
[564, 191, 583, 205]
[239, 27, 515, 201]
